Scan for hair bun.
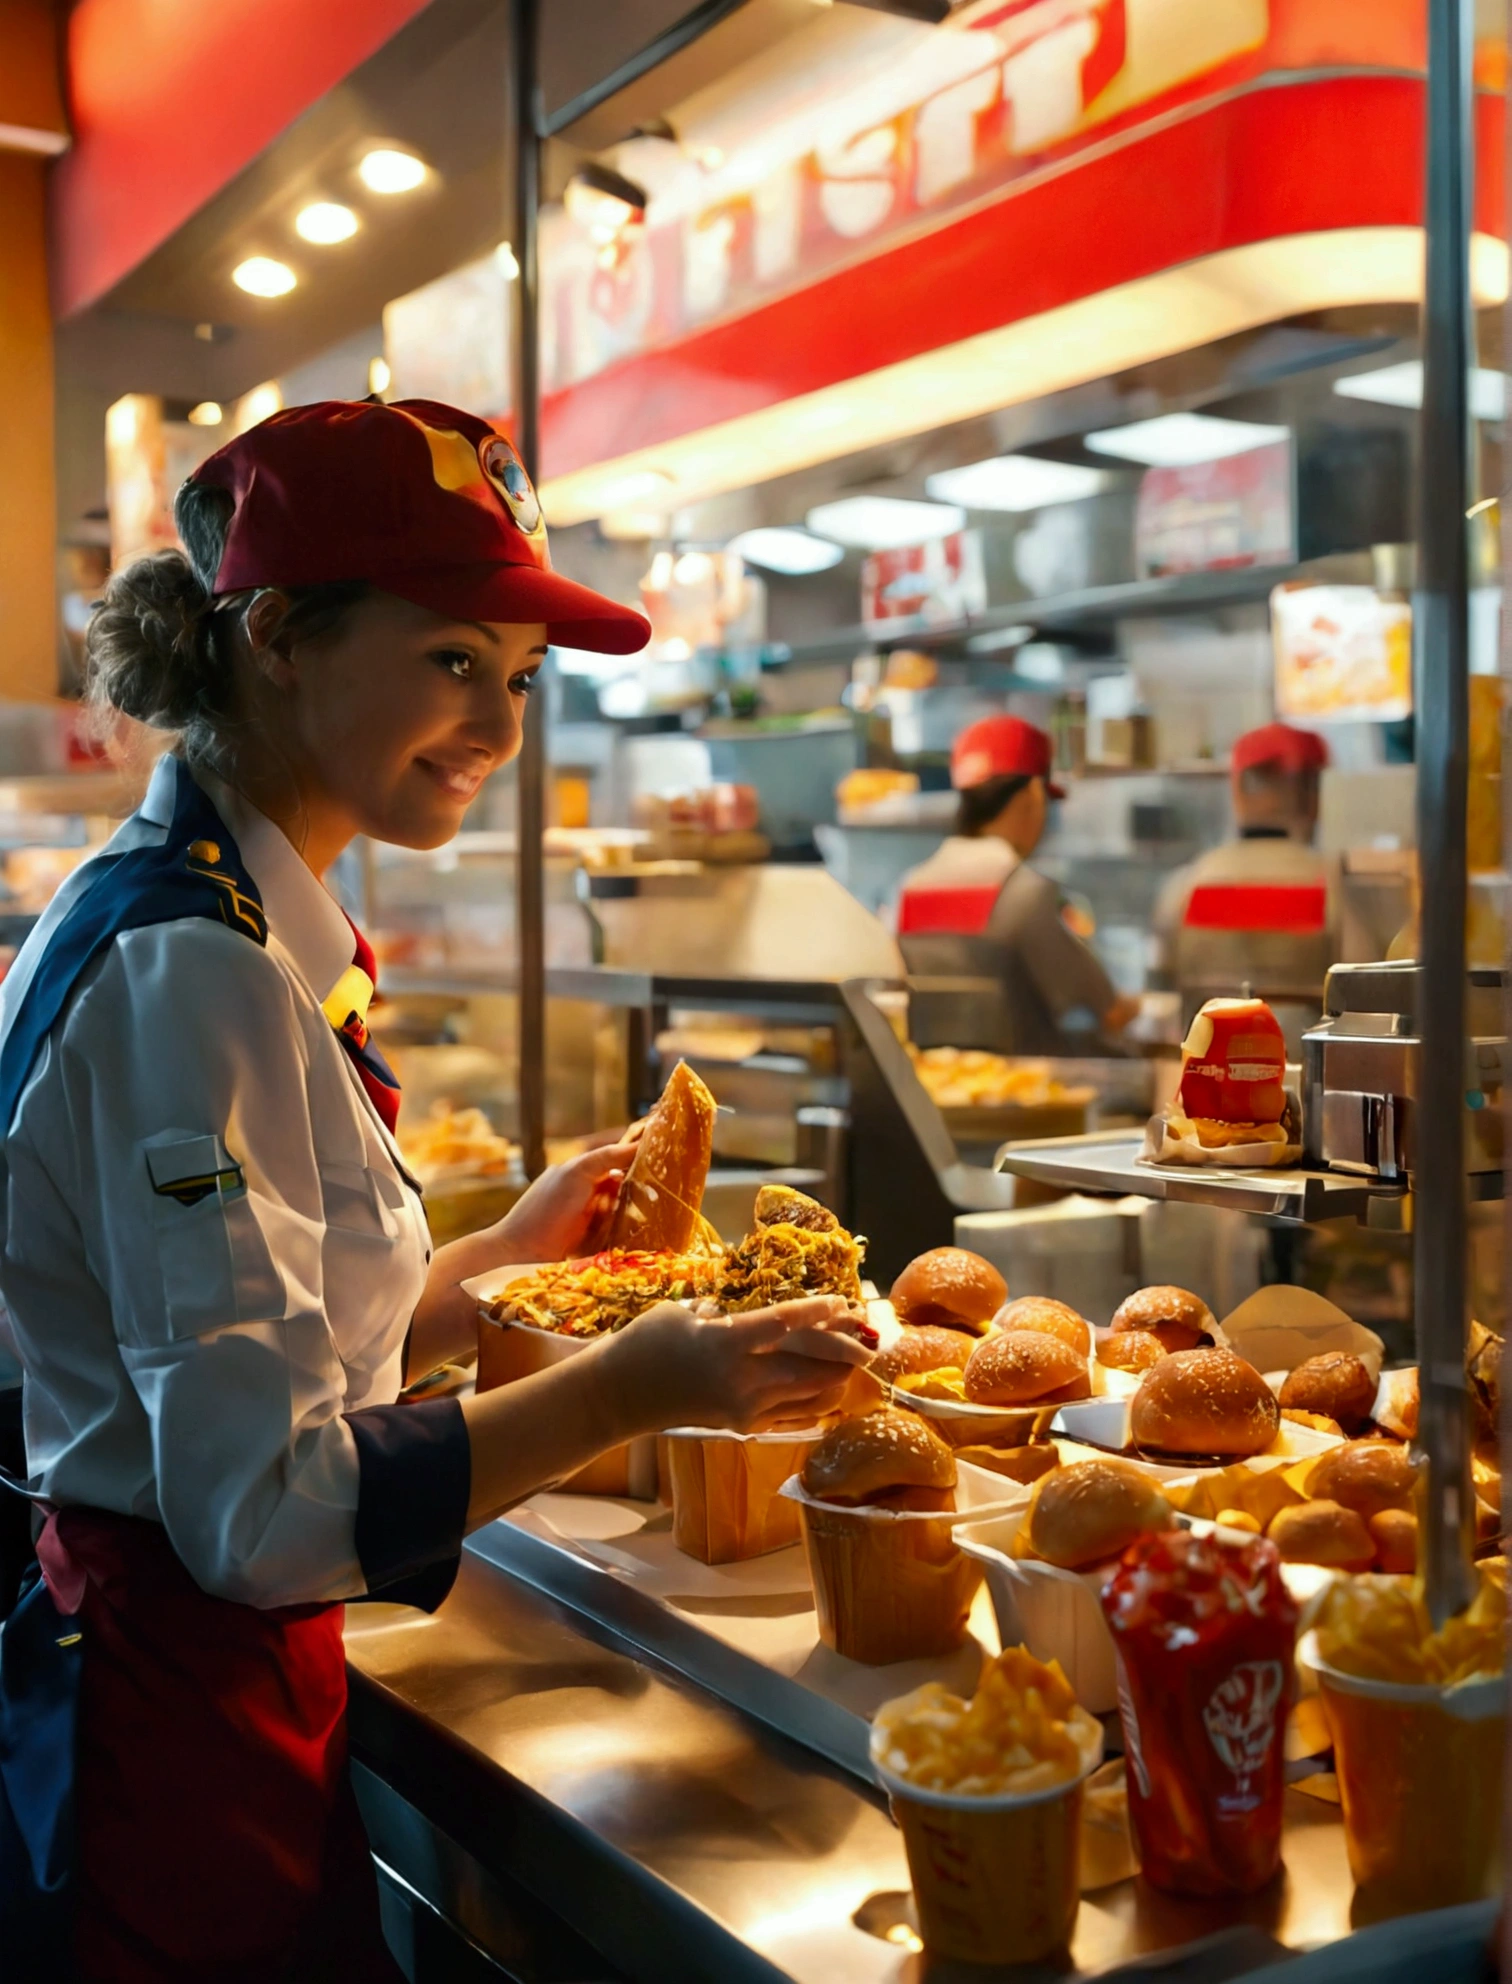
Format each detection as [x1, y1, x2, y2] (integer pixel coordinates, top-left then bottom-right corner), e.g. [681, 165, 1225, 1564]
[84, 548, 219, 739]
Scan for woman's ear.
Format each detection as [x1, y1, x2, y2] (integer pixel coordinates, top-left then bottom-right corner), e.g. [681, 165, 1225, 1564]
[244, 589, 297, 686]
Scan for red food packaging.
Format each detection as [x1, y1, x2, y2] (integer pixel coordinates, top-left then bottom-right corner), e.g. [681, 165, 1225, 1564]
[1176, 997, 1286, 1125]
[1100, 1530, 1298, 1895]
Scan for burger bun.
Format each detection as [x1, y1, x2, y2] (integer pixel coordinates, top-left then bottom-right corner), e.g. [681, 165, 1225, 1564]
[964, 1330, 1090, 1408]
[1129, 1348, 1279, 1460]
[1023, 1457, 1173, 1569]
[891, 1248, 1007, 1334]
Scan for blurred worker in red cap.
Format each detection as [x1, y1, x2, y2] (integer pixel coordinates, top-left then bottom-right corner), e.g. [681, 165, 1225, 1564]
[895, 714, 1138, 1054]
[1152, 720, 1336, 1046]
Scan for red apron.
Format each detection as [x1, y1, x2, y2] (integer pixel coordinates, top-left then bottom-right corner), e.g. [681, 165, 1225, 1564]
[39, 1508, 402, 1983]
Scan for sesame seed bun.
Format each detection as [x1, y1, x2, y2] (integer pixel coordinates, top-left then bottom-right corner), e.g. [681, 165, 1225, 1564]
[964, 1330, 1090, 1408]
[1370, 1507, 1418, 1574]
[1096, 1330, 1165, 1374]
[890, 1248, 1007, 1335]
[1023, 1458, 1173, 1570]
[1278, 1353, 1377, 1436]
[1109, 1286, 1216, 1356]
[1303, 1440, 1419, 1522]
[800, 1407, 957, 1511]
[993, 1296, 1091, 1357]
[1129, 1348, 1279, 1460]
[870, 1325, 977, 1387]
[1266, 1500, 1375, 1572]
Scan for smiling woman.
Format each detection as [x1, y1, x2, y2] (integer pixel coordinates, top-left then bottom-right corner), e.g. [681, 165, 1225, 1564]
[0, 398, 879, 1979]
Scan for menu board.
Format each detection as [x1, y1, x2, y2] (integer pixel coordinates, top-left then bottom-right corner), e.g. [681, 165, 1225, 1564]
[1135, 438, 1294, 578]
[1270, 583, 1413, 724]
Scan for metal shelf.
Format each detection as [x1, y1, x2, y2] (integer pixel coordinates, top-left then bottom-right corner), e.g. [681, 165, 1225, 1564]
[742, 562, 1314, 669]
[993, 1128, 1415, 1224]
[382, 963, 850, 1025]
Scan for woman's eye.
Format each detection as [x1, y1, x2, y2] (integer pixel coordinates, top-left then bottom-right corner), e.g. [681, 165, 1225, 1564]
[434, 649, 474, 681]
[509, 669, 540, 697]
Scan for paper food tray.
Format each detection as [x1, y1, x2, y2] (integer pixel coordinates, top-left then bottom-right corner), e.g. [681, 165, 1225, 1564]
[483, 1471, 1026, 1761]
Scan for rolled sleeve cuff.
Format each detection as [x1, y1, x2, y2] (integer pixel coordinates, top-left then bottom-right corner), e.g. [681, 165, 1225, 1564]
[345, 1398, 471, 1612]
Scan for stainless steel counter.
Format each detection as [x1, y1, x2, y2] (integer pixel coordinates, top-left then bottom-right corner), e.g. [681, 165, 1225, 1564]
[346, 1537, 1357, 1983]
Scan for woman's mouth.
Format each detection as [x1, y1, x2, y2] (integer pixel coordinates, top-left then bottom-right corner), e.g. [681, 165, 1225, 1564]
[417, 758, 489, 803]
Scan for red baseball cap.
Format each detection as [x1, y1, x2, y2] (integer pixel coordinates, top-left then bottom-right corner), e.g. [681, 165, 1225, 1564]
[1231, 722, 1330, 777]
[950, 714, 1065, 797]
[189, 398, 650, 655]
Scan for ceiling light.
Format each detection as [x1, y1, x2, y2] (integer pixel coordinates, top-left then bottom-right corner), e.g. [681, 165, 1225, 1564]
[1084, 412, 1288, 466]
[805, 496, 964, 549]
[926, 455, 1107, 511]
[495, 241, 519, 280]
[359, 148, 427, 194]
[729, 527, 844, 575]
[368, 357, 391, 395]
[238, 382, 283, 428]
[233, 256, 297, 298]
[565, 162, 648, 242]
[601, 509, 668, 541]
[187, 401, 223, 427]
[1333, 358, 1506, 422]
[295, 201, 359, 244]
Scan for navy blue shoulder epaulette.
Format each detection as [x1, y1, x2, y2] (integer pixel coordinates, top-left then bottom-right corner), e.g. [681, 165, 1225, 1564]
[0, 758, 265, 1138]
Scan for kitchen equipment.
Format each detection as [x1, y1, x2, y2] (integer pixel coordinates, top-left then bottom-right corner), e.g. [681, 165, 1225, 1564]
[1301, 961, 1507, 1180]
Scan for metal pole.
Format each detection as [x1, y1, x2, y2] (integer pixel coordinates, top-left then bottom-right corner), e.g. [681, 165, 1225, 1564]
[1415, 0, 1476, 1627]
[511, 0, 547, 1179]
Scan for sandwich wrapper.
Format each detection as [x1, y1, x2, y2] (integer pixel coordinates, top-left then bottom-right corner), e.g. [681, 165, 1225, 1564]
[1215, 1284, 1386, 1388]
[1139, 1091, 1303, 1169]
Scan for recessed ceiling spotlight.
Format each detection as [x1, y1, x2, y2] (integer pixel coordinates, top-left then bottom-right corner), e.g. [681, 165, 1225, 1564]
[729, 527, 844, 575]
[1084, 413, 1288, 467]
[368, 357, 391, 395]
[239, 382, 283, 427]
[1334, 359, 1506, 422]
[295, 201, 359, 244]
[187, 401, 223, 427]
[926, 455, 1107, 511]
[359, 148, 427, 194]
[233, 256, 297, 298]
[804, 496, 965, 549]
[495, 241, 520, 280]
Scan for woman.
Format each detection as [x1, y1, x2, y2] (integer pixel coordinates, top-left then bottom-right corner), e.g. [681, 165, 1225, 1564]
[896, 713, 1138, 1053]
[0, 400, 860, 1980]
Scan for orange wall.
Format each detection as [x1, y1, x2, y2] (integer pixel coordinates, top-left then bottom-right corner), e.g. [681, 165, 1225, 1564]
[0, 147, 56, 699]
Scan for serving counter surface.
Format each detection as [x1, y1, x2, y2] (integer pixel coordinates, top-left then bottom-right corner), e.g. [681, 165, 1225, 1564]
[346, 1528, 1356, 1984]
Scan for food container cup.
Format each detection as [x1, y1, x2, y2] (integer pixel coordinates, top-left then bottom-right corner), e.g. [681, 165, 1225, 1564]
[890, 1386, 1060, 1450]
[664, 1426, 824, 1563]
[956, 1507, 1121, 1713]
[469, 1271, 658, 1498]
[1299, 1632, 1505, 1913]
[870, 1725, 1103, 1964]
[780, 1479, 1016, 1664]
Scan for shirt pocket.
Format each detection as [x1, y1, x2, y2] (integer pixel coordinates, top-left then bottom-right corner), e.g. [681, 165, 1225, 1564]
[320, 1160, 404, 1243]
[141, 1133, 285, 1339]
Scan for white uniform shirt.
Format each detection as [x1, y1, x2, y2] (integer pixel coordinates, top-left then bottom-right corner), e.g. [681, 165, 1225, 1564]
[0, 757, 432, 1608]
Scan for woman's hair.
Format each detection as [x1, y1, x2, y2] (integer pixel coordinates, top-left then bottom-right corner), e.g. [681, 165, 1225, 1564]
[84, 477, 368, 771]
[955, 771, 1032, 836]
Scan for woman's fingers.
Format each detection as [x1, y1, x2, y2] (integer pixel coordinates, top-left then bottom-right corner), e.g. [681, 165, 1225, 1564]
[570, 1140, 639, 1182]
[723, 1296, 858, 1350]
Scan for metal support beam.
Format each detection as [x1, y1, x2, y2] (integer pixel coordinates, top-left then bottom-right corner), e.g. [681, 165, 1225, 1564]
[511, 0, 548, 1179]
[1415, 0, 1476, 1627]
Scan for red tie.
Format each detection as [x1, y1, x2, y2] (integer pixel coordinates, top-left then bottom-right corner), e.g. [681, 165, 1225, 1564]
[331, 921, 402, 1135]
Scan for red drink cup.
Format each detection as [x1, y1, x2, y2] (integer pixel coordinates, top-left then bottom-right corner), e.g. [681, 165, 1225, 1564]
[1100, 1530, 1298, 1895]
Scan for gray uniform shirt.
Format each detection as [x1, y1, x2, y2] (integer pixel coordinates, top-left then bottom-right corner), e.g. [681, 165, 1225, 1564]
[899, 843, 1117, 1055]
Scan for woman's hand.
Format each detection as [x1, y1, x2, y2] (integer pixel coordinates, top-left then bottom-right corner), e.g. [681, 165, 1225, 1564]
[493, 1139, 638, 1265]
[592, 1295, 864, 1437]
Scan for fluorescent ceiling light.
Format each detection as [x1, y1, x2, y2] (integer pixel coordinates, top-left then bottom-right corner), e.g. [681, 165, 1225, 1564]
[187, 401, 223, 427]
[729, 527, 844, 574]
[1085, 412, 1289, 466]
[359, 148, 427, 194]
[805, 496, 964, 548]
[233, 256, 297, 297]
[1334, 358, 1506, 422]
[295, 201, 359, 244]
[925, 455, 1106, 511]
[539, 229, 1510, 525]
